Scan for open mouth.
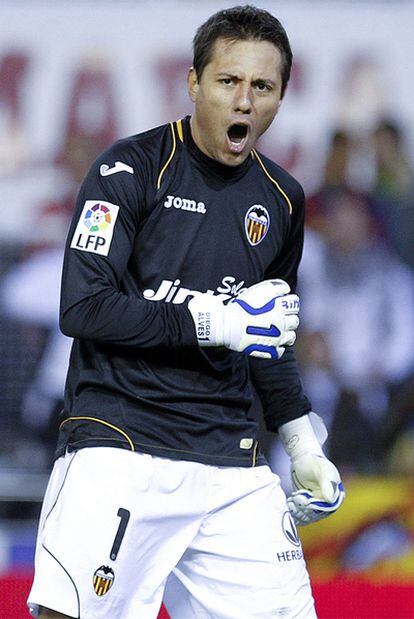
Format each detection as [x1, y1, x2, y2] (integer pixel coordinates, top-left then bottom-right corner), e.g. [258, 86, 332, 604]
[227, 123, 249, 153]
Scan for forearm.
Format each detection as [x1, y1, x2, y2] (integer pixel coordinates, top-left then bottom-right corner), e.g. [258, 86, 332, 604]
[60, 287, 197, 349]
[249, 348, 312, 430]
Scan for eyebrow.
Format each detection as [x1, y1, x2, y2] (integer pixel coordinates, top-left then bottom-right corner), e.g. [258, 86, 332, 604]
[252, 78, 277, 87]
[216, 72, 277, 86]
[216, 72, 239, 79]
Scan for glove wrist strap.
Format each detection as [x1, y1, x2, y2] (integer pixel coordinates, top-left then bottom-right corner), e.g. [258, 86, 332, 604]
[279, 413, 324, 460]
[188, 294, 225, 347]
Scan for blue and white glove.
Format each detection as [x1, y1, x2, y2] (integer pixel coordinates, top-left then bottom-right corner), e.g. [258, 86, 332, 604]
[188, 279, 299, 359]
[279, 413, 345, 526]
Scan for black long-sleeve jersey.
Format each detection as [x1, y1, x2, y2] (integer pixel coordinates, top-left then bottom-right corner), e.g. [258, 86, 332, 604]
[57, 116, 311, 467]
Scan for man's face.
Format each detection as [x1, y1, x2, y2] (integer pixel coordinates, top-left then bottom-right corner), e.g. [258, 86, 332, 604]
[188, 37, 284, 166]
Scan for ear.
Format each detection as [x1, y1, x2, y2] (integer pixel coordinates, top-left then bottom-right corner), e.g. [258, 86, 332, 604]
[187, 67, 199, 103]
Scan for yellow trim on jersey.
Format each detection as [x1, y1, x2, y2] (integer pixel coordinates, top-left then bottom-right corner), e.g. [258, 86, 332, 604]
[157, 122, 177, 189]
[60, 416, 135, 451]
[252, 440, 259, 466]
[252, 149, 293, 214]
[176, 119, 184, 142]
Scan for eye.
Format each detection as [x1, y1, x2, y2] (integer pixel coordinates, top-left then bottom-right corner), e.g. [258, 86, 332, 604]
[220, 77, 234, 86]
[255, 81, 272, 92]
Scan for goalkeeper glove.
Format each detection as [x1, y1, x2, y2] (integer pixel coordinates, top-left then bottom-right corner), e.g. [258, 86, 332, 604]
[279, 412, 345, 526]
[188, 279, 299, 359]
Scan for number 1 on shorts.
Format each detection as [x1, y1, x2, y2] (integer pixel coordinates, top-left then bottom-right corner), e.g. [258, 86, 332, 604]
[110, 508, 130, 561]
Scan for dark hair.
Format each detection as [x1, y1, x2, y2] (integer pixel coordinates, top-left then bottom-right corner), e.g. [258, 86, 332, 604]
[193, 5, 293, 98]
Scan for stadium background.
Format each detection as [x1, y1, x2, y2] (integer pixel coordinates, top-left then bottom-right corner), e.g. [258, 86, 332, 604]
[1, 1, 414, 617]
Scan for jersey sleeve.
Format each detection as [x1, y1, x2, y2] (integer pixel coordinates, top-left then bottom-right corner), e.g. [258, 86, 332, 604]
[60, 143, 197, 349]
[249, 349, 311, 431]
[250, 180, 311, 430]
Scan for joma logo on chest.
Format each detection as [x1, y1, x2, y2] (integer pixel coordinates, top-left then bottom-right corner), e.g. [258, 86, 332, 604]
[164, 194, 206, 214]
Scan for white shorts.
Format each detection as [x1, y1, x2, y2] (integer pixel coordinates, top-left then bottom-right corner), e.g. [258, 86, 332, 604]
[28, 447, 316, 619]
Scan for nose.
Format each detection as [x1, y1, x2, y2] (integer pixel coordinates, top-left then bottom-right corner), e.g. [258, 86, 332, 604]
[234, 83, 252, 114]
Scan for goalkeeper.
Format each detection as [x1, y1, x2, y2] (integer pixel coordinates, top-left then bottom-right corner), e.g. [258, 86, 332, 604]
[28, 6, 344, 619]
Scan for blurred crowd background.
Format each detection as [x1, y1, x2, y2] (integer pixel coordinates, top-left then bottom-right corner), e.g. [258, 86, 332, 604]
[1, 1, 414, 616]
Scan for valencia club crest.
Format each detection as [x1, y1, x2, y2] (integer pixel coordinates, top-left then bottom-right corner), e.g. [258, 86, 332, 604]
[93, 565, 114, 596]
[244, 204, 270, 246]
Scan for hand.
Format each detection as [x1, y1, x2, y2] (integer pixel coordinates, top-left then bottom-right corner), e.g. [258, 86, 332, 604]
[188, 279, 299, 359]
[278, 413, 345, 526]
[287, 453, 345, 526]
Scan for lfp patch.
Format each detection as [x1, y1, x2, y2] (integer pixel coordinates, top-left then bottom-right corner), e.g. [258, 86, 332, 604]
[244, 205, 270, 246]
[70, 200, 119, 256]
